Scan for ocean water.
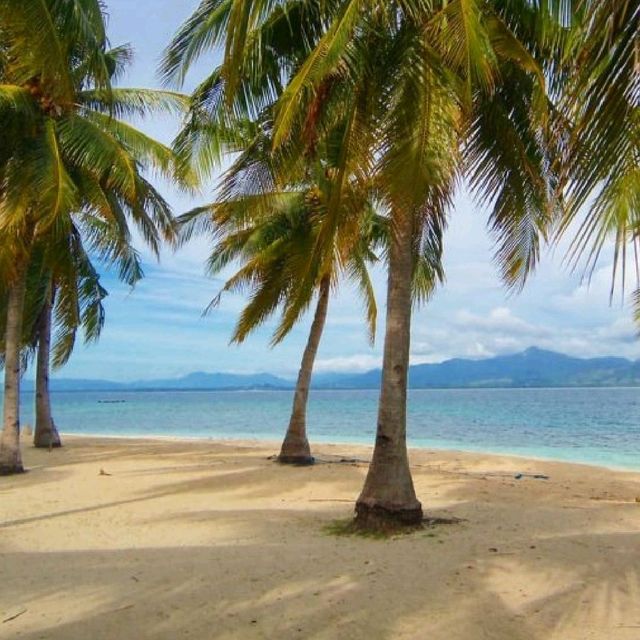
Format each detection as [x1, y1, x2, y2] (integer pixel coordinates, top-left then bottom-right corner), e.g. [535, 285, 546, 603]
[9, 387, 640, 470]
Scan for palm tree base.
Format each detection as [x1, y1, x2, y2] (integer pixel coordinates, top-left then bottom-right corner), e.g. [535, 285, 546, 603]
[277, 454, 315, 466]
[354, 501, 423, 532]
[33, 440, 62, 449]
[278, 433, 313, 466]
[33, 429, 62, 449]
[0, 463, 25, 476]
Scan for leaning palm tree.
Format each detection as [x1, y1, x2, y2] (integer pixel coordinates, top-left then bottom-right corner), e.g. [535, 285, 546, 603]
[0, 0, 192, 474]
[179, 130, 444, 466]
[165, 19, 386, 465]
[166, 0, 565, 529]
[180, 191, 378, 465]
[178, 112, 407, 464]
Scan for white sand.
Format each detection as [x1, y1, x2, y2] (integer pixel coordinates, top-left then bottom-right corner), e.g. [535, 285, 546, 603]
[1, 435, 640, 639]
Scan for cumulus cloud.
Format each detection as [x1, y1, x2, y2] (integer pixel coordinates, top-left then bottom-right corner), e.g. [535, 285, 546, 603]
[409, 306, 640, 365]
[454, 307, 552, 338]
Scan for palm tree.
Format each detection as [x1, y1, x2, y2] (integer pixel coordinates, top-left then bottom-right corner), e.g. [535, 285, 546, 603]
[36, 241, 135, 450]
[165, 0, 563, 529]
[32, 276, 65, 449]
[180, 191, 377, 465]
[32, 275, 64, 449]
[179, 136, 444, 466]
[0, 232, 110, 449]
[0, 0, 192, 474]
[177, 114, 444, 464]
[554, 2, 640, 314]
[165, 15, 387, 465]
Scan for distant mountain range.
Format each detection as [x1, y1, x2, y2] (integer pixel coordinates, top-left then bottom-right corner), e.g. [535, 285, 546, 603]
[22, 371, 291, 392]
[315, 347, 640, 389]
[20, 347, 640, 392]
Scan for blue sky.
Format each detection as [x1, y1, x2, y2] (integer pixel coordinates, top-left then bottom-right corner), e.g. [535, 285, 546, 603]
[51, 0, 639, 382]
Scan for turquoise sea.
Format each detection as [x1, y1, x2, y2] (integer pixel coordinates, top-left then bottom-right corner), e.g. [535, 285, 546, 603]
[11, 387, 640, 470]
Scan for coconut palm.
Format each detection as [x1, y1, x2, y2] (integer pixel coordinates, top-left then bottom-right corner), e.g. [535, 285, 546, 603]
[179, 190, 376, 465]
[0, 0, 192, 474]
[278, 3, 565, 530]
[178, 112, 445, 464]
[554, 1, 640, 314]
[0, 231, 111, 448]
[164, 0, 564, 529]
[165, 16, 386, 465]
[31, 234, 109, 449]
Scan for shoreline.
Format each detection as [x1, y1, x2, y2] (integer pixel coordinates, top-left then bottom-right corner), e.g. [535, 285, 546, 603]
[58, 431, 640, 475]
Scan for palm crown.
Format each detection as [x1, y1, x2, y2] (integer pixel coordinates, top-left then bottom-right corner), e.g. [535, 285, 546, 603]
[0, 1, 194, 273]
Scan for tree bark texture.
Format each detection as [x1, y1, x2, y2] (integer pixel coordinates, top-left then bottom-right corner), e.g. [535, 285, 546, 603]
[278, 276, 331, 465]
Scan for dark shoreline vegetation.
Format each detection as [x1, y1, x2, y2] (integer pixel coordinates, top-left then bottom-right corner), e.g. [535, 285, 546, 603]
[1, 1, 638, 531]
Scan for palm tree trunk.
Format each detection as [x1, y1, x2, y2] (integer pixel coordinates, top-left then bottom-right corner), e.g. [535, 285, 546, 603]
[0, 262, 28, 475]
[354, 208, 422, 530]
[33, 281, 61, 449]
[278, 276, 330, 465]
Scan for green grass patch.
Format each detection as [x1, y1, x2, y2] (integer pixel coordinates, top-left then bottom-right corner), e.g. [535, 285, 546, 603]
[323, 518, 422, 540]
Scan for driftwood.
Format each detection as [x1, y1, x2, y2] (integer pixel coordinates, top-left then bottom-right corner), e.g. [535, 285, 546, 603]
[2, 607, 27, 623]
[514, 473, 549, 480]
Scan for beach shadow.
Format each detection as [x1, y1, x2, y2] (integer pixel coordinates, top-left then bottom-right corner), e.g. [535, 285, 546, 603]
[410, 457, 640, 639]
[0, 453, 364, 532]
[3, 441, 640, 639]
[0, 466, 73, 495]
[0, 511, 550, 640]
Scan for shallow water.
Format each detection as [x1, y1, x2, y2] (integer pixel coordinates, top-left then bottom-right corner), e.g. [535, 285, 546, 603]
[11, 386, 640, 470]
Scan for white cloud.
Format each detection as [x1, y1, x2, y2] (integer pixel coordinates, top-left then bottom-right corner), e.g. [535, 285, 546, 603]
[314, 354, 382, 373]
[408, 306, 640, 365]
[454, 307, 552, 338]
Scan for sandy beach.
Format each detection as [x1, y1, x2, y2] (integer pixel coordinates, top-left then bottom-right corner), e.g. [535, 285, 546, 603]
[1, 436, 640, 639]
